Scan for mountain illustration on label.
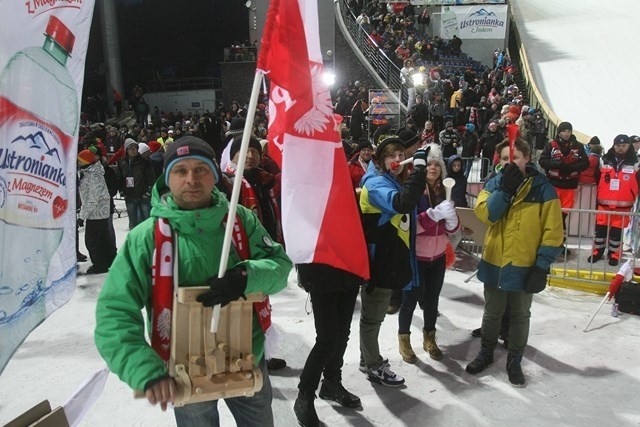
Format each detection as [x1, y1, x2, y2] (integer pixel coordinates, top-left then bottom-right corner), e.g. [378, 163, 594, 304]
[469, 9, 498, 17]
[11, 131, 62, 163]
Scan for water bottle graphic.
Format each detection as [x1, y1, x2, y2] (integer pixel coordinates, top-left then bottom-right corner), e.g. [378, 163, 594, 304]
[0, 16, 77, 325]
[441, 6, 459, 39]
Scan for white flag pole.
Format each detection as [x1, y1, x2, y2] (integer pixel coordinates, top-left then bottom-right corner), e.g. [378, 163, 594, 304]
[583, 292, 610, 332]
[211, 70, 265, 333]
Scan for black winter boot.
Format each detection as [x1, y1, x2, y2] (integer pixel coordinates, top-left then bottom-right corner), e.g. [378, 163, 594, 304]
[587, 250, 604, 263]
[466, 347, 494, 374]
[319, 378, 361, 408]
[294, 390, 319, 427]
[507, 352, 526, 387]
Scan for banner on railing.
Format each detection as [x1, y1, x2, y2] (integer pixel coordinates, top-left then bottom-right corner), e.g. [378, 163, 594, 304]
[0, 2, 95, 374]
[440, 5, 508, 40]
[368, 89, 401, 133]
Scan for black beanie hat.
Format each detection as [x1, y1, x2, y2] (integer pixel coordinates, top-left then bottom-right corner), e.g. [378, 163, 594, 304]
[164, 136, 218, 182]
[613, 134, 630, 145]
[372, 124, 392, 145]
[230, 136, 263, 161]
[374, 137, 404, 165]
[398, 128, 419, 148]
[588, 136, 601, 145]
[557, 121, 572, 133]
[357, 138, 373, 152]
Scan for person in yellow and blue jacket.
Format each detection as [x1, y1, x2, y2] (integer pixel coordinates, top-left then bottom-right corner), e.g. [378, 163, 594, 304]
[358, 137, 428, 388]
[465, 137, 563, 387]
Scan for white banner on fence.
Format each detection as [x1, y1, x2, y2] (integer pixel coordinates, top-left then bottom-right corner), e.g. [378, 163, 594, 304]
[0, 1, 95, 374]
[440, 5, 508, 40]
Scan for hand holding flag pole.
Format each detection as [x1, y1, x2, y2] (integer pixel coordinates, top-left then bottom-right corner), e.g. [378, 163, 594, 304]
[211, 70, 265, 334]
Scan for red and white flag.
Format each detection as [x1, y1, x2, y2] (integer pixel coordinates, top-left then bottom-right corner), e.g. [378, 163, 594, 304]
[257, 0, 369, 280]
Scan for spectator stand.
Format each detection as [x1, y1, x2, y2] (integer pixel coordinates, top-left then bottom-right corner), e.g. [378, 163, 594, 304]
[337, 0, 486, 111]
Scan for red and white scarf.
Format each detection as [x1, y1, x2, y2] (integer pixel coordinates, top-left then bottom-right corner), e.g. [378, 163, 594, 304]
[150, 215, 272, 364]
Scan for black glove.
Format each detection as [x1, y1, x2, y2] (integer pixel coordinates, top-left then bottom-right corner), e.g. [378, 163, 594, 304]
[196, 266, 248, 307]
[500, 163, 524, 196]
[524, 266, 548, 294]
[412, 148, 428, 169]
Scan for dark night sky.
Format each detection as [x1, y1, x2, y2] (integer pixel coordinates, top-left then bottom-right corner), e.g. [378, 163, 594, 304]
[83, 0, 249, 99]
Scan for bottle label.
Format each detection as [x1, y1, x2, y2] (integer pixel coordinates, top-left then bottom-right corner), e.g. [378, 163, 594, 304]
[0, 96, 72, 229]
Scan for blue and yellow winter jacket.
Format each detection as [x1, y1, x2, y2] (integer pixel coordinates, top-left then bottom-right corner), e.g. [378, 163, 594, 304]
[359, 164, 423, 290]
[475, 166, 563, 291]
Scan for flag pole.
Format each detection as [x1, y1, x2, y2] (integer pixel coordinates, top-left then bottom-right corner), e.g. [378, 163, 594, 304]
[583, 292, 610, 332]
[211, 69, 265, 333]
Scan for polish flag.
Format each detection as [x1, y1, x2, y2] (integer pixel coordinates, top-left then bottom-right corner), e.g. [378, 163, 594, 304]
[257, 0, 369, 280]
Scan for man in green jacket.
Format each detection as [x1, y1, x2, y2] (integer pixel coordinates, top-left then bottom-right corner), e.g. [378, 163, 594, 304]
[95, 136, 292, 426]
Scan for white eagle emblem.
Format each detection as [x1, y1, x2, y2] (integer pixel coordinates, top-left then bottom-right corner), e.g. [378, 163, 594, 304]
[294, 64, 335, 136]
[158, 308, 172, 341]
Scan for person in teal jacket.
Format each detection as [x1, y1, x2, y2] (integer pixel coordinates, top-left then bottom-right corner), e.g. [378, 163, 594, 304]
[94, 137, 292, 426]
[466, 138, 563, 387]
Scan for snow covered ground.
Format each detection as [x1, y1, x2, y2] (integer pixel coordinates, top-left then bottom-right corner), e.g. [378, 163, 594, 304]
[1, 207, 639, 426]
[511, 0, 640, 148]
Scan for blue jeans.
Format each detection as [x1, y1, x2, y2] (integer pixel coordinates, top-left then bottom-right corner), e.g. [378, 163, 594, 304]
[125, 197, 150, 229]
[174, 359, 273, 427]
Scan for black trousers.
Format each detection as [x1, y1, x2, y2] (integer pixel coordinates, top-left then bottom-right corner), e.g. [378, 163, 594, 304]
[398, 256, 446, 334]
[85, 218, 117, 270]
[594, 224, 623, 258]
[298, 285, 359, 393]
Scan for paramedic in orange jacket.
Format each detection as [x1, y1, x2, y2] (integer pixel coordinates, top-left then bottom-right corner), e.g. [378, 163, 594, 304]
[588, 134, 640, 266]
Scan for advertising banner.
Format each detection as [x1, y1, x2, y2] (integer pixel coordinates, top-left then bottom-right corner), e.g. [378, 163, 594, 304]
[0, 1, 95, 374]
[409, 1, 506, 5]
[440, 4, 508, 40]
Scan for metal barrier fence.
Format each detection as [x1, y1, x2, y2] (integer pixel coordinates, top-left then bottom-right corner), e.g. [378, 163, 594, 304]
[554, 207, 639, 288]
[458, 156, 491, 185]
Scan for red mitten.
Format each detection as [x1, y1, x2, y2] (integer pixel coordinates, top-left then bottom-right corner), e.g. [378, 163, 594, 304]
[608, 274, 624, 300]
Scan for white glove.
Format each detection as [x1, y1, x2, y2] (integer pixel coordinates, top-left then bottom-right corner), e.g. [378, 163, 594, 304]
[426, 200, 456, 223]
[445, 210, 459, 230]
[426, 205, 446, 222]
[440, 200, 458, 227]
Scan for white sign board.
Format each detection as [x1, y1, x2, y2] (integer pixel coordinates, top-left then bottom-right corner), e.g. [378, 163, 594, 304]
[440, 5, 508, 40]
